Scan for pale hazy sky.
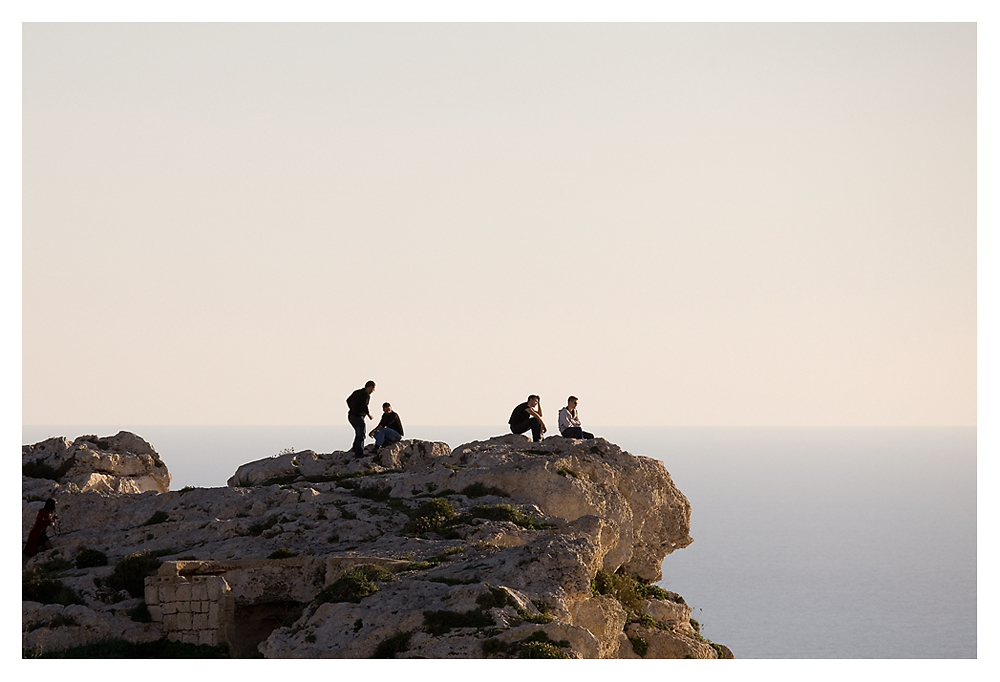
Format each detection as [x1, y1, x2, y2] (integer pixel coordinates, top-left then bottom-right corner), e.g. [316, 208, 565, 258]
[21, 22, 977, 426]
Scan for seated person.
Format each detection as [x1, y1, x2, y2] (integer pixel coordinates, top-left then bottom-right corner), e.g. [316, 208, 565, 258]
[369, 402, 404, 449]
[509, 394, 546, 442]
[558, 396, 594, 439]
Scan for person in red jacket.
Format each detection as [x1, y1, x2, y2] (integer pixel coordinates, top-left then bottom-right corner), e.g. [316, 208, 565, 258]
[24, 498, 56, 557]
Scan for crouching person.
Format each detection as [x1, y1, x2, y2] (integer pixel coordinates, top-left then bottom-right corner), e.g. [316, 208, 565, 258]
[370, 402, 404, 450]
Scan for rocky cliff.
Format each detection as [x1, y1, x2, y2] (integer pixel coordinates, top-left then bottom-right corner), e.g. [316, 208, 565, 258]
[22, 431, 732, 659]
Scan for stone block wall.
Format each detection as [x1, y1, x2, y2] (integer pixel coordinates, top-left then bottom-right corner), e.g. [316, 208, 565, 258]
[145, 569, 234, 647]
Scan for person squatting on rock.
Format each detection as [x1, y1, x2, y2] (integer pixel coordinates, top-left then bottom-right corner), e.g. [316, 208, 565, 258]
[24, 498, 57, 558]
[346, 381, 376, 458]
[369, 402, 404, 450]
[509, 394, 546, 442]
[558, 395, 595, 440]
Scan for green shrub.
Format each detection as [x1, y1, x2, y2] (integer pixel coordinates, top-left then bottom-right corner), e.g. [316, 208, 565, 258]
[75, 547, 109, 569]
[629, 636, 649, 657]
[315, 565, 394, 604]
[22, 569, 84, 606]
[142, 511, 169, 526]
[469, 504, 551, 530]
[422, 608, 494, 635]
[402, 498, 456, 535]
[268, 548, 297, 559]
[105, 551, 162, 598]
[460, 483, 509, 498]
[371, 631, 412, 658]
[590, 569, 663, 617]
[482, 630, 572, 659]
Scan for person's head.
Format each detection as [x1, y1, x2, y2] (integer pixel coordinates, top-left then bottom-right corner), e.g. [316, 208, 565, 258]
[567, 396, 578, 410]
[44, 498, 56, 511]
[527, 394, 539, 407]
[382, 402, 392, 413]
[365, 380, 376, 394]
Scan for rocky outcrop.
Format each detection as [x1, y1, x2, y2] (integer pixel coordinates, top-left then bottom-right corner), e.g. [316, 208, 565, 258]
[22, 432, 731, 659]
[22, 431, 171, 496]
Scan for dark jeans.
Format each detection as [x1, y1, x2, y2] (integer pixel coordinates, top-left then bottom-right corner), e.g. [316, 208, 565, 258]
[374, 427, 401, 448]
[511, 417, 542, 442]
[561, 426, 594, 439]
[348, 412, 367, 457]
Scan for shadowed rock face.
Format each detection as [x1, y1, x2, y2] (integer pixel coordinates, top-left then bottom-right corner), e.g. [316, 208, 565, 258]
[22, 432, 730, 659]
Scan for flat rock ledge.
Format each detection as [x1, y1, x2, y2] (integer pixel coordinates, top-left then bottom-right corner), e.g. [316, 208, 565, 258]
[22, 431, 733, 659]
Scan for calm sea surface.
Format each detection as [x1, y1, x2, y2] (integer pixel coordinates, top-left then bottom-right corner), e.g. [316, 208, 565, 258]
[22, 425, 976, 659]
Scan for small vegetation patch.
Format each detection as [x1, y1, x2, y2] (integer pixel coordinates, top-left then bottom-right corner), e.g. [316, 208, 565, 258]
[429, 576, 479, 586]
[268, 548, 297, 559]
[476, 586, 554, 625]
[142, 511, 170, 526]
[460, 482, 509, 498]
[22, 566, 84, 606]
[590, 568, 674, 620]
[482, 630, 572, 659]
[315, 565, 394, 605]
[105, 551, 162, 598]
[556, 467, 579, 478]
[353, 484, 392, 502]
[422, 608, 494, 635]
[245, 515, 280, 537]
[75, 548, 108, 569]
[27, 637, 229, 658]
[629, 635, 649, 657]
[36, 557, 74, 574]
[371, 631, 413, 658]
[402, 498, 456, 535]
[469, 504, 552, 530]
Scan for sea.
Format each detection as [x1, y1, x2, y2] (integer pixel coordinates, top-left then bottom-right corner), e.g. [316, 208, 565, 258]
[22, 424, 976, 659]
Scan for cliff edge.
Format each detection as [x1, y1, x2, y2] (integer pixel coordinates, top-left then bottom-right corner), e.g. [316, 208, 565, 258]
[22, 431, 733, 659]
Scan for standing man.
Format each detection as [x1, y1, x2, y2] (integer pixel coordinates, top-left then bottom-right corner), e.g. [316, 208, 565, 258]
[509, 394, 546, 442]
[346, 381, 376, 458]
[558, 396, 594, 439]
[369, 402, 404, 450]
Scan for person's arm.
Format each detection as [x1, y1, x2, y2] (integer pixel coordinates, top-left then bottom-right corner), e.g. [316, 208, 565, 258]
[369, 413, 388, 436]
[527, 405, 546, 433]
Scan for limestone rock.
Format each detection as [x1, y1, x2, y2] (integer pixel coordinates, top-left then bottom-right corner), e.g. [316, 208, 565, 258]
[22, 432, 730, 659]
[22, 431, 171, 495]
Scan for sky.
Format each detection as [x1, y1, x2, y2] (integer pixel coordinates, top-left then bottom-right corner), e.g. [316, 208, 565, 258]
[20, 21, 978, 427]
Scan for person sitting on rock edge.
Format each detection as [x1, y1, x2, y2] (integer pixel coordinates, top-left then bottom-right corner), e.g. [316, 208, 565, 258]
[369, 402, 404, 451]
[346, 381, 376, 458]
[558, 395, 594, 439]
[24, 498, 56, 558]
[509, 394, 546, 442]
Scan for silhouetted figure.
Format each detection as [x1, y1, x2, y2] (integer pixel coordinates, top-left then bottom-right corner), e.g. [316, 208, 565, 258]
[370, 402, 404, 450]
[559, 396, 594, 439]
[509, 394, 546, 442]
[24, 498, 56, 558]
[347, 381, 376, 458]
